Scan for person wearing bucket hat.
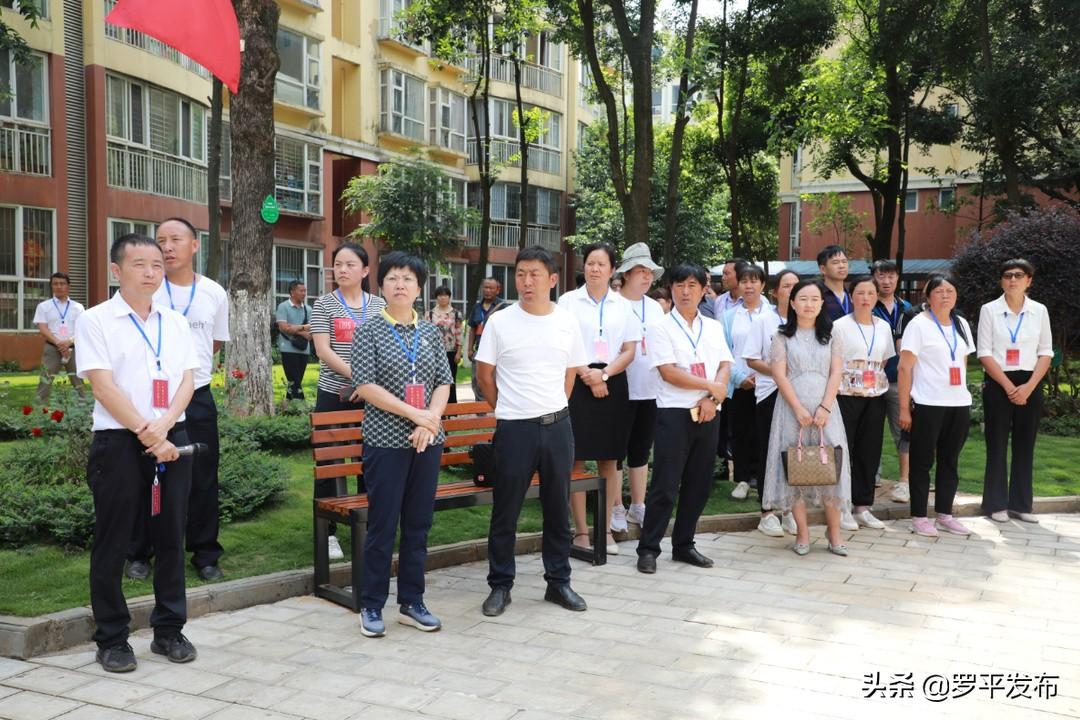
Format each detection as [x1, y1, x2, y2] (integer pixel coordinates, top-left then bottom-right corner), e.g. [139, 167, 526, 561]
[615, 243, 664, 531]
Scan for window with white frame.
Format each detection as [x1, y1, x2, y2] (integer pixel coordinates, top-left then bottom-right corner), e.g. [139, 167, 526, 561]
[106, 74, 205, 162]
[525, 30, 562, 71]
[380, 68, 425, 141]
[486, 264, 519, 302]
[0, 48, 46, 124]
[378, 0, 413, 39]
[789, 200, 801, 259]
[482, 183, 560, 227]
[428, 86, 465, 152]
[0, 0, 47, 20]
[424, 261, 467, 316]
[0, 204, 54, 330]
[106, 218, 156, 290]
[577, 121, 587, 154]
[274, 134, 322, 215]
[273, 245, 322, 308]
[276, 27, 320, 110]
[537, 111, 561, 151]
[904, 190, 918, 212]
[938, 187, 955, 210]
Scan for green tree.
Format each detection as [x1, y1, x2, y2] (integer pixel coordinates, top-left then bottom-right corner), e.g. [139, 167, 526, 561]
[0, 0, 39, 68]
[341, 154, 477, 265]
[801, 192, 870, 259]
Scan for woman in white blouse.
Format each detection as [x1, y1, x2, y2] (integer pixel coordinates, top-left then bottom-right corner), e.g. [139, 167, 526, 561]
[977, 259, 1053, 524]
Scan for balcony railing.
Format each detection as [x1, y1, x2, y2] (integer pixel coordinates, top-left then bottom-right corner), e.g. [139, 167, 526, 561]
[377, 18, 427, 53]
[107, 142, 208, 204]
[465, 221, 561, 252]
[0, 122, 50, 176]
[467, 137, 561, 175]
[465, 54, 563, 98]
[104, 0, 210, 78]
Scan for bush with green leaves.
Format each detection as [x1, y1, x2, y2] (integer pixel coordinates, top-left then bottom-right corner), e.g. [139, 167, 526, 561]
[219, 413, 310, 451]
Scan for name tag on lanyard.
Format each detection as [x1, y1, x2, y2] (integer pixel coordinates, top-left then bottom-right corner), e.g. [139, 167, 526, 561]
[862, 369, 877, 389]
[56, 324, 70, 339]
[593, 337, 609, 363]
[690, 362, 706, 379]
[404, 382, 426, 409]
[333, 317, 356, 343]
[152, 378, 170, 409]
[949, 366, 962, 386]
[1005, 348, 1020, 367]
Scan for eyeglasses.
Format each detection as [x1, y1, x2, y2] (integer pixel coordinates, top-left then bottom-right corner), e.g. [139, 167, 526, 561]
[1001, 271, 1028, 280]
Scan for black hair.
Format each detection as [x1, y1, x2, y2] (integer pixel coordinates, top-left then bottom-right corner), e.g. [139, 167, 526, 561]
[574, 271, 585, 288]
[871, 259, 899, 276]
[770, 269, 800, 290]
[332, 242, 371, 293]
[1000, 258, 1035, 277]
[581, 241, 617, 269]
[737, 264, 766, 284]
[377, 251, 427, 287]
[846, 274, 877, 294]
[647, 287, 670, 302]
[667, 263, 709, 287]
[516, 245, 558, 275]
[434, 285, 452, 298]
[287, 279, 305, 292]
[923, 273, 969, 345]
[159, 217, 198, 238]
[50, 272, 70, 284]
[110, 233, 163, 264]
[816, 245, 846, 267]
[725, 257, 749, 268]
[780, 280, 832, 344]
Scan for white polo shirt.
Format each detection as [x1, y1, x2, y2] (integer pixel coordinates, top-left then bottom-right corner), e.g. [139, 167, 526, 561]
[976, 295, 1053, 372]
[152, 275, 230, 388]
[32, 296, 85, 341]
[621, 293, 663, 401]
[558, 286, 642, 365]
[723, 299, 772, 386]
[647, 310, 733, 409]
[900, 311, 974, 407]
[743, 307, 785, 403]
[475, 302, 588, 420]
[76, 291, 199, 431]
[833, 314, 896, 397]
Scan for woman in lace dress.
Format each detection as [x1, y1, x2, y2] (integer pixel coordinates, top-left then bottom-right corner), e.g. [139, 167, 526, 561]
[762, 280, 852, 556]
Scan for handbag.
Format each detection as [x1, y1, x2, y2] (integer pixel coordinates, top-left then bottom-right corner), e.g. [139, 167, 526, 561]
[470, 441, 496, 487]
[781, 427, 843, 487]
[286, 305, 309, 352]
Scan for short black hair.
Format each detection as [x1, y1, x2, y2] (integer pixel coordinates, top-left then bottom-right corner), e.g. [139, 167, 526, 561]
[516, 245, 558, 275]
[1000, 258, 1035, 277]
[377, 251, 427, 287]
[668, 263, 709, 287]
[287, 279, 305, 292]
[50, 272, 70, 284]
[871, 259, 899, 276]
[817, 245, 846, 266]
[434, 285, 451, 298]
[158, 217, 198, 238]
[725, 257, 749, 268]
[581, 241, 617, 269]
[847, 274, 877, 294]
[737, 264, 766, 284]
[111, 233, 163, 264]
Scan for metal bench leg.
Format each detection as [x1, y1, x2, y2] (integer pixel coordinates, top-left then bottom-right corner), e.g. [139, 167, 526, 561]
[590, 482, 607, 567]
[314, 505, 330, 592]
[349, 509, 367, 613]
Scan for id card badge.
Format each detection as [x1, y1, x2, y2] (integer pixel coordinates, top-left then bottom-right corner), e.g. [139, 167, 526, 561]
[593, 337, 609, 363]
[151, 473, 161, 517]
[333, 317, 356, 343]
[152, 377, 170, 409]
[1005, 348, 1020, 367]
[949, 366, 962, 386]
[640, 336, 648, 357]
[56, 324, 70, 339]
[690, 362, 706, 379]
[404, 382, 426, 409]
[862, 369, 877, 390]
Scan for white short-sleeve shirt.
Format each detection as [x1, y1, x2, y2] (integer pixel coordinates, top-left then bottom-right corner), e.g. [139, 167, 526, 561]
[32, 297, 85, 341]
[76, 291, 200, 431]
[152, 275, 230, 388]
[557, 287, 642, 365]
[900, 311, 974, 407]
[743, 308, 785, 403]
[475, 303, 588, 420]
[976, 295, 1053, 372]
[833, 315, 896, 397]
[725, 300, 772, 381]
[647, 310, 733, 409]
[621, 293, 663, 401]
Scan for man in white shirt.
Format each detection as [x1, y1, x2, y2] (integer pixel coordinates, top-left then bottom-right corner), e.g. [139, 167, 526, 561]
[476, 246, 589, 617]
[713, 257, 747, 317]
[128, 218, 230, 583]
[637, 264, 732, 575]
[76, 233, 199, 673]
[32, 272, 87, 402]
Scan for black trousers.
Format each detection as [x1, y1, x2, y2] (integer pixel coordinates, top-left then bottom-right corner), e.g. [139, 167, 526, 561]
[361, 444, 442, 610]
[314, 388, 366, 536]
[982, 372, 1042, 515]
[755, 391, 778, 513]
[716, 398, 731, 462]
[729, 387, 759, 486]
[129, 386, 222, 569]
[487, 415, 574, 590]
[909, 402, 970, 517]
[282, 351, 308, 399]
[445, 351, 459, 405]
[637, 408, 720, 557]
[838, 394, 887, 508]
[90, 426, 191, 649]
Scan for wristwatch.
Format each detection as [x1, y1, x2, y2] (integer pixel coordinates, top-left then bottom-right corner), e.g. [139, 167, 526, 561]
[600, 372, 610, 382]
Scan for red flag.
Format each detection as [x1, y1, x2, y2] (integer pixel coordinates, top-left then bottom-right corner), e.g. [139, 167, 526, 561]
[106, 0, 241, 94]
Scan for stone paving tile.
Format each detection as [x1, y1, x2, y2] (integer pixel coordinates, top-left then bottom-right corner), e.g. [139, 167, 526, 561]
[0, 690, 82, 720]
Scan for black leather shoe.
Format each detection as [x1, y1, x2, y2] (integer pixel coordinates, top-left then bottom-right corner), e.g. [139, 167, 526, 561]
[672, 547, 714, 568]
[636, 552, 657, 574]
[544, 584, 587, 612]
[151, 632, 197, 663]
[197, 565, 224, 581]
[96, 642, 137, 673]
[125, 561, 150, 580]
[482, 587, 511, 617]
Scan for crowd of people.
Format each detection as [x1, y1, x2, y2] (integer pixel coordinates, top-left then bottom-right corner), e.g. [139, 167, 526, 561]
[42, 220, 1053, 667]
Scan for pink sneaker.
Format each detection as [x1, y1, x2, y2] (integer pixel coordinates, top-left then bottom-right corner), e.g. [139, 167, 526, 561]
[935, 514, 971, 536]
[911, 517, 938, 537]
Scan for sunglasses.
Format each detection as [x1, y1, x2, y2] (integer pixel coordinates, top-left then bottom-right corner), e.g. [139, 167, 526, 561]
[1001, 271, 1029, 280]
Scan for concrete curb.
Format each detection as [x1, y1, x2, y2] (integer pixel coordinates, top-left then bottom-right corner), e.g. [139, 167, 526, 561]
[3, 494, 1077, 659]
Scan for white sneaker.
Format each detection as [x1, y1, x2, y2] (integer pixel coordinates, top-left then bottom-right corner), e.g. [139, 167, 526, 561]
[781, 512, 797, 535]
[610, 505, 628, 533]
[990, 510, 1009, 523]
[855, 510, 885, 530]
[606, 536, 619, 555]
[757, 514, 784, 537]
[874, 468, 882, 488]
[731, 481, 750, 500]
[840, 509, 859, 531]
[890, 481, 910, 503]
[626, 503, 646, 526]
[328, 535, 344, 561]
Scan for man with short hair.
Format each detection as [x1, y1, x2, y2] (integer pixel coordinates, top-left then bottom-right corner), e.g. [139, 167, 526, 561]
[476, 246, 589, 617]
[871, 259, 914, 503]
[77, 234, 199, 672]
[467, 277, 508, 400]
[33, 272, 87, 402]
[276, 280, 312, 400]
[714, 258, 748, 316]
[818, 245, 851, 320]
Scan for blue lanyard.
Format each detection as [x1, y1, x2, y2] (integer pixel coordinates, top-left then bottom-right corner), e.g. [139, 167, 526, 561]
[930, 312, 958, 363]
[387, 319, 421, 380]
[164, 277, 198, 317]
[588, 290, 608, 337]
[336, 289, 368, 324]
[128, 313, 163, 371]
[631, 297, 645, 326]
[855, 320, 876, 359]
[1004, 311, 1025, 345]
[52, 298, 70, 323]
[671, 312, 704, 357]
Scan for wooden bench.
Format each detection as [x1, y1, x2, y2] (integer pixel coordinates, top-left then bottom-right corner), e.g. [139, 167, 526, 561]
[311, 400, 608, 611]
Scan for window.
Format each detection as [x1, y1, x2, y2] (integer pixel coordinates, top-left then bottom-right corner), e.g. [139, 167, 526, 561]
[378, 0, 413, 39]
[380, 68, 425, 141]
[536, 111, 561, 151]
[0, 0, 47, 20]
[106, 218, 156, 290]
[577, 121, 587, 154]
[274, 134, 322, 215]
[424, 261, 467, 316]
[945, 102, 958, 118]
[651, 88, 662, 115]
[0, 204, 54, 330]
[428, 86, 465, 152]
[938, 187, 955, 210]
[0, 48, 47, 123]
[482, 183, 561, 226]
[273, 245, 322, 308]
[525, 30, 562, 72]
[789, 200, 801, 259]
[194, 232, 230, 284]
[669, 84, 681, 115]
[106, 74, 204, 161]
[276, 28, 320, 110]
[904, 190, 918, 212]
[486, 264, 519, 302]
[791, 145, 803, 183]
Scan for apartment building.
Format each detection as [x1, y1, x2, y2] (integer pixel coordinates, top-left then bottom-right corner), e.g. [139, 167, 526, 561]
[0, 0, 596, 365]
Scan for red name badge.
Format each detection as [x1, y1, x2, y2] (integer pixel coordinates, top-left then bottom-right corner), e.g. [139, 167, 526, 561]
[333, 317, 356, 343]
[690, 362, 706, 379]
[640, 336, 648, 356]
[56, 324, 70, 339]
[949, 366, 962, 386]
[862, 369, 877, 389]
[151, 475, 161, 517]
[1006, 348, 1020, 367]
[404, 382, 426, 409]
[152, 379, 169, 409]
[593, 338, 609, 363]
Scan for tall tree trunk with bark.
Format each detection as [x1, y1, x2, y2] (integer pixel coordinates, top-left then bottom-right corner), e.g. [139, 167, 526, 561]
[467, 30, 494, 319]
[661, 0, 699, 266]
[513, 53, 530, 249]
[225, 0, 279, 416]
[206, 77, 224, 282]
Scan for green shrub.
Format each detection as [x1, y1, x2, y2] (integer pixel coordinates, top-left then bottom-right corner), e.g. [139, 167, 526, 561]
[219, 413, 310, 451]
[217, 437, 288, 522]
[1042, 395, 1080, 437]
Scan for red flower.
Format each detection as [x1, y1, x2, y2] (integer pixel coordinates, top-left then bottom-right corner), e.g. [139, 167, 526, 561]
[51, 410, 64, 423]
[30, 427, 42, 437]
[231, 369, 246, 379]
[41, 407, 48, 414]
[21, 405, 32, 416]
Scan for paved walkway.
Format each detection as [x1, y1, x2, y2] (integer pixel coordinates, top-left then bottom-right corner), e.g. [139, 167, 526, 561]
[2, 515, 1079, 720]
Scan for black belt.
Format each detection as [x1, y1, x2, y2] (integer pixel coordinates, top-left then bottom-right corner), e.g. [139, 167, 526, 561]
[522, 407, 569, 425]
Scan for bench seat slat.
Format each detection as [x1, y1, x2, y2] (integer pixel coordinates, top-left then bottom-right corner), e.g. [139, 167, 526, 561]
[311, 427, 362, 444]
[313, 444, 364, 462]
[311, 409, 365, 427]
[442, 417, 497, 432]
[314, 462, 362, 480]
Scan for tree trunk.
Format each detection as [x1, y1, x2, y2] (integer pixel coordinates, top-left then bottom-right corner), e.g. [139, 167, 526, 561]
[513, 54, 530, 250]
[467, 33, 493, 319]
[206, 77, 224, 283]
[224, 0, 279, 416]
[661, 0, 699, 266]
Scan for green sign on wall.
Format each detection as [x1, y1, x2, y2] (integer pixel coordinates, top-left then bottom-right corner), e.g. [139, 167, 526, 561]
[261, 195, 280, 224]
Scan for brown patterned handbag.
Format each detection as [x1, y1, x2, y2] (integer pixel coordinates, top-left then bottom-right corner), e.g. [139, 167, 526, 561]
[782, 427, 843, 486]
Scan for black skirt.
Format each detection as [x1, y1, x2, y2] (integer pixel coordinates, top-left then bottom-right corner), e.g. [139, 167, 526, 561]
[569, 363, 631, 460]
